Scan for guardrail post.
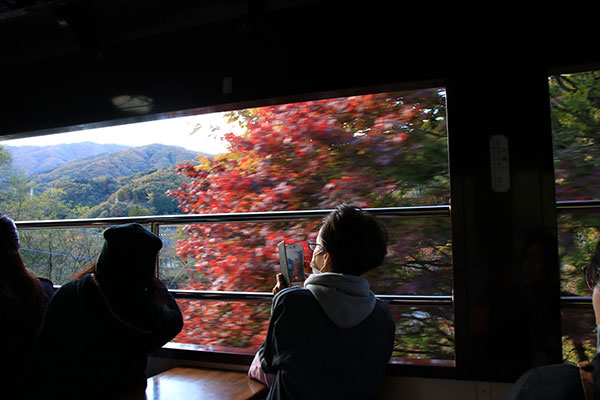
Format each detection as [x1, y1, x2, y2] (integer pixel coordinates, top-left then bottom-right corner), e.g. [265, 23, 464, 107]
[151, 222, 160, 278]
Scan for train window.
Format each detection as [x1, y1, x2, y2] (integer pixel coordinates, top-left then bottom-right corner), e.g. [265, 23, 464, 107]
[549, 68, 600, 363]
[0, 85, 452, 363]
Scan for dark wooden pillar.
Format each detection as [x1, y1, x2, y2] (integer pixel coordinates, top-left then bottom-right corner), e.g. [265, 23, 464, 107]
[448, 64, 563, 381]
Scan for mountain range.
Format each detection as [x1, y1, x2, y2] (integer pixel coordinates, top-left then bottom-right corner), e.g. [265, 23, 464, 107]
[4, 142, 202, 217]
[30, 143, 198, 184]
[5, 142, 199, 180]
[5, 142, 130, 175]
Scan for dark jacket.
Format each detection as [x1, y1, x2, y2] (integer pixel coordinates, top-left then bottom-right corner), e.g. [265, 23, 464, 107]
[23, 273, 183, 400]
[259, 285, 395, 400]
[0, 277, 54, 399]
[505, 354, 600, 400]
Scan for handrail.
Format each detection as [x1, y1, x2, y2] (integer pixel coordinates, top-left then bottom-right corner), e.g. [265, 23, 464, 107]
[557, 199, 600, 211]
[50, 285, 455, 306]
[140, 290, 598, 307]
[16, 201, 600, 310]
[561, 296, 593, 307]
[50, 285, 593, 307]
[48, 284, 600, 307]
[169, 289, 454, 306]
[24, 205, 454, 309]
[49, 286, 595, 307]
[13, 198, 600, 230]
[14, 205, 451, 229]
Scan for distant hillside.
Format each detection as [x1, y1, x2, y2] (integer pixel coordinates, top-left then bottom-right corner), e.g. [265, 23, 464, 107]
[86, 169, 190, 217]
[5, 142, 130, 175]
[32, 144, 198, 184]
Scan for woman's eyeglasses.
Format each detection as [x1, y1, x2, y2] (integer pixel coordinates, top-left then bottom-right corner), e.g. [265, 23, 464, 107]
[583, 264, 600, 291]
[307, 241, 324, 252]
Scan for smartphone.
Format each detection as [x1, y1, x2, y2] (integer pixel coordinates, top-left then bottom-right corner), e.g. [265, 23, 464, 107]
[278, 241, 305, 286]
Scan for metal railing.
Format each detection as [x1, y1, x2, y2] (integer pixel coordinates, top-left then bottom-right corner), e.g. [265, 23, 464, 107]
[169, 289, 453, 306]
[14, 205, 451, 228]
[14, 200, 600, 307]
[15, 196, 598, 230]
[556, 199, 600, 211]
[16, 205, 453, 306]
[561, 296, 593, 307]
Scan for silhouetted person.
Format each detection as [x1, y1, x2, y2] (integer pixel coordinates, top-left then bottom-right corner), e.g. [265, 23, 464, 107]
[24, 223, 183, 400]
[0, 213, 54, 399]
[250, 204, 395, 400]
[505, 240, 600, 400]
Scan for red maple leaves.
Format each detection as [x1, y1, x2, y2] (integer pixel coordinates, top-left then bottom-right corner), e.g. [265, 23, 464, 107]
[167, 89, 448, 347]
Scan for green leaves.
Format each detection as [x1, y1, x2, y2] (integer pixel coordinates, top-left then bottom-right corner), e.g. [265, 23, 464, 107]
[551, 70, 600, 200]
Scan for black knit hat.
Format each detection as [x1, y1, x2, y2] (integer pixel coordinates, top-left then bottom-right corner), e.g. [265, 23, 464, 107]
[95, 223, 162, 287]
[0, 213, 20, 252]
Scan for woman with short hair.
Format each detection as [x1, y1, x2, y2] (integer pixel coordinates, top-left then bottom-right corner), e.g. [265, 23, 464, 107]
[254, 203, 396, 400]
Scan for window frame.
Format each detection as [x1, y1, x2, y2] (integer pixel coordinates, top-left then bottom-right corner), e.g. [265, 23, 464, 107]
[6, 80, 461, 379]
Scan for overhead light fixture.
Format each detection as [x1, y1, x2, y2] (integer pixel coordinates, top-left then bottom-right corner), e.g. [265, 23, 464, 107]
[111, 95, 154, 114]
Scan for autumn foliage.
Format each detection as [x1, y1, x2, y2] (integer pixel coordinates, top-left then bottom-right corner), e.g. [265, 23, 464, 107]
[168, 89, 450, 349]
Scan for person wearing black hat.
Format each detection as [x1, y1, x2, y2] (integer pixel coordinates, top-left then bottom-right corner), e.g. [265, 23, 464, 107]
[23, 223, 183, 400]
[0, 213, 54, 399]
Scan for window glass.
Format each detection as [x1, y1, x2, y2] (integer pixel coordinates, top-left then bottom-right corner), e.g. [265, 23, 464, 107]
[169, 89, 451, 360]
[549, 69, 600, 363]
[0, 113, 230, 221]
[562, 308, 596, 364]
[158, 217, 451, 295]
[169, 299, 455, 362]
[1, 85, 452, 361]
[550, 71, 600, 201]
[160, 216, 454, 361]
[391, 304, 454, 361]
[17, 227, 105, 284]
[173, 299, 271, 351]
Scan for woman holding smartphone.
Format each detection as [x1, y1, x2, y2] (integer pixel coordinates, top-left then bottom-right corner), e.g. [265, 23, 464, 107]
[252, 203, 395, 400]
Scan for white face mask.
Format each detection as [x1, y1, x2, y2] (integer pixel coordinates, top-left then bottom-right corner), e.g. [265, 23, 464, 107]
[310, 246, 326, 274]
[310, 229, 328, 274]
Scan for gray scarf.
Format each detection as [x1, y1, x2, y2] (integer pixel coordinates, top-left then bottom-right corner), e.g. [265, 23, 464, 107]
[304, 272, 376, 329]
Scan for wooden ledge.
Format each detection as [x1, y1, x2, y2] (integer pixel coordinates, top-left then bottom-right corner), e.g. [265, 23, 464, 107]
[145, 367, 268, 400]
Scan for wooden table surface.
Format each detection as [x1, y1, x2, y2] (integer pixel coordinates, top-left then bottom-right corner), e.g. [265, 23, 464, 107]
[144, 367, 268, 400]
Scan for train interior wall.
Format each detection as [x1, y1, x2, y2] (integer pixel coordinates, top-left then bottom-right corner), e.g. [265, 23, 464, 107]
[2, 1, 600, 396]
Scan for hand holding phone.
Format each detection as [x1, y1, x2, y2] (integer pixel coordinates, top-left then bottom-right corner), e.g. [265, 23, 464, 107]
[278, 241, 305, 287]
[272, 273, 287, 295]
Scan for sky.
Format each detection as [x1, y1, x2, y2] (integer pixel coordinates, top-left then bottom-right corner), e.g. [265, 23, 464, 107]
[0, 111, 239, 154]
